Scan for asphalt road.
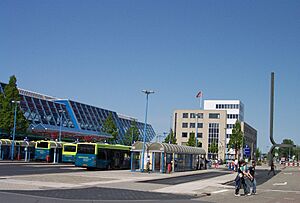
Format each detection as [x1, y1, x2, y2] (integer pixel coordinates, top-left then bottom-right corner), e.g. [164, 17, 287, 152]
[0, 162, 85, 176]
[200, 167, 300, 203]
[140, 171, 230, 185]
[1, 162, 296, 203]
[223, 168, 281, 186]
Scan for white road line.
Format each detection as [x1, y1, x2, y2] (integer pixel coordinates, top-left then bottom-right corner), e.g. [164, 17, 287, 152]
[273, 182, 287, 186]
[283, 172, 292, 175]
[259, 189, 300, 194]
[284, 198, 295, 200]
[211, 189, 228, 194]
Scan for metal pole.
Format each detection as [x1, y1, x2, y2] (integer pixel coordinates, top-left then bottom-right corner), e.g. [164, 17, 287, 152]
[25, 147, 28, 162]
[53, 147, 57, 164]
[195, 113, 198, 147]
[59, 113, 63, 142]
[141, 90, 154, 172]
[131, 128, 134, 145]
[141, 93, 149, 172]
[11, 101, 19, 160]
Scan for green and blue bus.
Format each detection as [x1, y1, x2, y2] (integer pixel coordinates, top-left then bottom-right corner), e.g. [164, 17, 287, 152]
[35, 140, 63, 162]
[75, 143, 131, 169]
[62, 143, 77, 163]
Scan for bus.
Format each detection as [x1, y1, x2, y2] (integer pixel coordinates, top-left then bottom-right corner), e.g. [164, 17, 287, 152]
[62, 143, 77, 163]
[35, 140, 63, 162]
[75, 143, 131, 169]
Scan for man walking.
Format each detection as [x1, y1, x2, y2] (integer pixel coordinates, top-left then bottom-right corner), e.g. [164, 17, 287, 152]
[268, 161, 276, 176]
[249, 161, 257, 194]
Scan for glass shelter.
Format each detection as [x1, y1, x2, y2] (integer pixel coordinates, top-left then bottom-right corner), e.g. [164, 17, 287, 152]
[131, 142, 206, 173]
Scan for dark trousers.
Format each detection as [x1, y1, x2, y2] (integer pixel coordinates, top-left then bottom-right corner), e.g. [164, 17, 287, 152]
[235, 176, 250, 195]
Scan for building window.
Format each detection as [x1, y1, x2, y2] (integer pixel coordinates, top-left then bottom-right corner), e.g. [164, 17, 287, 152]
[226, 134, 231, 138]
[208, 123, 219, 159]
[196, 113, 203, 119]
[182, 132, 188, 137]
[182, 113, 188, 118]
[197, 123, 203, 128]
[190, 113, 195, 118]
[209, 113, 220, 119]
[227, 114, 239, 119]
[198, 142, 202, 148]
[182, 123, 188, 128]
[227, 124, 235, 129]
[190, 123, 195, 128]
[197, 132, 203, 138]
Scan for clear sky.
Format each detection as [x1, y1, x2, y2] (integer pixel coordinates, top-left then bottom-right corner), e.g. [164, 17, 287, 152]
[1, 0, 300, 152]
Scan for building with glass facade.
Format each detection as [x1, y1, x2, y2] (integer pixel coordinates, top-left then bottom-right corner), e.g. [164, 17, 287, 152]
[0, 82, 156, 143]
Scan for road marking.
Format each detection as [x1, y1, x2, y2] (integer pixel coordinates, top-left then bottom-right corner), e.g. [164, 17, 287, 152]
[284, 198, 295, 200]
[211, 189, 228, 194]
[259, 189, 300, 194]
[273, 182, 287, 186]
[284, 172, 292, 175]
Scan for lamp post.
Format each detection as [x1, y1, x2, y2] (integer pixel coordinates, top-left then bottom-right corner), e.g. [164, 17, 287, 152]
[58, 110, 65, 142]
[141, 90, 154, 172]
[11, 100, 20, 160]
[195, 113, 199, 147]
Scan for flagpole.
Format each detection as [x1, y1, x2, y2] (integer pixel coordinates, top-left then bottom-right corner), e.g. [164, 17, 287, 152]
[200, 95, 202, 109]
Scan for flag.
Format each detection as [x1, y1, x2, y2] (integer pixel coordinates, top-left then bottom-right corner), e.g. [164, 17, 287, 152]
[196, 91, 202, 98]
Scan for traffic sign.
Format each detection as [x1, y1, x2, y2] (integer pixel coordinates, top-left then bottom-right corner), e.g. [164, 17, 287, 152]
[244, 147, 251, 156]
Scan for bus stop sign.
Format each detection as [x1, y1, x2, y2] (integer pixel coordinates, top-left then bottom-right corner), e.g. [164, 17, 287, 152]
[244, 147, 251, 156]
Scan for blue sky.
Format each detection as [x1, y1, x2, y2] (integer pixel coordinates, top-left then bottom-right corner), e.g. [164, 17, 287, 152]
[1, 0, 300, 152]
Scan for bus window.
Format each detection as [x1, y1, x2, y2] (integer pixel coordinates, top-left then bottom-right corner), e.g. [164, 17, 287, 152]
[97, 149, 107, 160]
[64, 145, 76, 152]
[77, 144, 95, 154]
[37, 142, 48, 148]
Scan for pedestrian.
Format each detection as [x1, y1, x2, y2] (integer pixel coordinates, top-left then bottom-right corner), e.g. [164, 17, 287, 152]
[249, 161, 257, 195]
[234, 159, 239, 172]
[146, 156, 151, 173]
[242, 161, 253, 195]
[235, 160, 252, 196]
[268, 161, 276, 176]
[234, 160, 243, 196]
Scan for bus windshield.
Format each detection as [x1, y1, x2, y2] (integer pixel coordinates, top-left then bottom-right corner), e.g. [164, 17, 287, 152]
[64, 145, 76, 152]
[37, 142, 48, 148]
[77, 144, 95, 154]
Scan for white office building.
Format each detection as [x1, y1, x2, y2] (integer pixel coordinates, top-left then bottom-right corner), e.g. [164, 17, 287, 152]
[204, 100, 245, 159]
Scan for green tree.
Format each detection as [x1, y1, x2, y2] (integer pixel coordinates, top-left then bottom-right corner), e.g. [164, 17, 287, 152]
[164, 129, 177, 144]
[228, 121, 244, 160]
[255, 147, 261, 160]
[208, 139, 218, 160]
[123, 120, 140, 146]
[101, 113, 118, 143]
[279, 139, 295, 158]
[0, 75, 29, 135]
[294, 146, 300, 161]
[186, 132, 196, 147]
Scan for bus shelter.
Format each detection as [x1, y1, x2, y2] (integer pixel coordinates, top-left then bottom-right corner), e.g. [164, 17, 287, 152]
[130, 141, 150, 171]
[0, 139, 12, 160]
[148, 143, 206, 173]
[14, 140, 36, 162]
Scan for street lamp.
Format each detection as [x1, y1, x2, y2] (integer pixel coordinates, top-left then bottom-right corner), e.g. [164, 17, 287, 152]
[195, 113, 199, 147]
[141, 90, 154, 172]
[58, 110, 65, 142]
[11, 100, 20, 160]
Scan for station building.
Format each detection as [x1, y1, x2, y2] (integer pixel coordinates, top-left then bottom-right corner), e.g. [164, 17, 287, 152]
[0, 82, 156, 143]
